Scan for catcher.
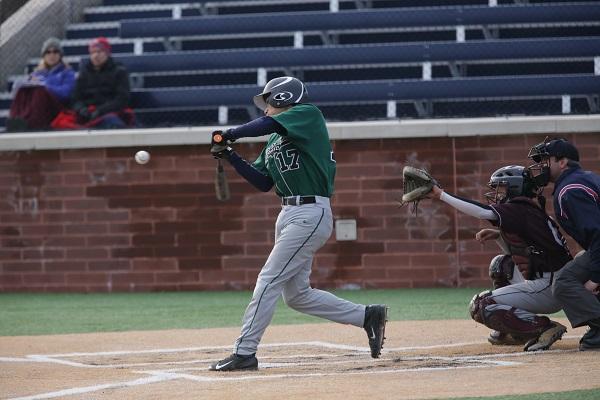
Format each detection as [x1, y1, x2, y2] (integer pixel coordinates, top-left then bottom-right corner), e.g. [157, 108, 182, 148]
[401, 165, 572, 350]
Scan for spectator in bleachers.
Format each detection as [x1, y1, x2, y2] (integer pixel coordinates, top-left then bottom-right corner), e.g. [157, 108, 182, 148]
[52, 37, 134, 130]
[6, 37, 75, 132]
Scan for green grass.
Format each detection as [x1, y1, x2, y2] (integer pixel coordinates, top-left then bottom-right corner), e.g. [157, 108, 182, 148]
[0, 288, 564, 336]
[440, 390, 600, 400]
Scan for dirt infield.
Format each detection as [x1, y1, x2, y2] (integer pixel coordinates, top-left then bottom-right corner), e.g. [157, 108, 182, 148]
[1, 319, 598, 400]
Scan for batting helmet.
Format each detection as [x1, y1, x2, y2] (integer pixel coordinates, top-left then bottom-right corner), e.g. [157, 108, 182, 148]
[485, 165, 538, 204]
[253, 76, 308, 110]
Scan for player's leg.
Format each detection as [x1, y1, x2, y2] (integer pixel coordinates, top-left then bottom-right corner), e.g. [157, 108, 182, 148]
[236, 207, 331, 352]
[282, 266, 387, 358]
[470, 275, 566, 351]
[211, 205, 334, 372]
[282, 264, 364, 325]
[487, 255, 525, 344]
[281, 202, 387, 358]
[553, 252, 600, 350]
[493, 273, 562, 314]
[553, 252, 600, 327]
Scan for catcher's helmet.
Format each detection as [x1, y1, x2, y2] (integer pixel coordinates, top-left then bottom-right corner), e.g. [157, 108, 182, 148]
[485, 165, 538, 204]
[527, 137, 579, 187]
[488, 254, 515, 289]
[527, 137, 579, 163]
[253, 76, 308, 110]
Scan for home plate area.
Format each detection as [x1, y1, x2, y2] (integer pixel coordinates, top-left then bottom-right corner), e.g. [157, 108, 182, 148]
[11, 338, 590, 400]
[43, 341, 521, 379]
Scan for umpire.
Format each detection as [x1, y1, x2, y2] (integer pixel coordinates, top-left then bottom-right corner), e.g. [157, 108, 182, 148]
[527, 138, 600, 351]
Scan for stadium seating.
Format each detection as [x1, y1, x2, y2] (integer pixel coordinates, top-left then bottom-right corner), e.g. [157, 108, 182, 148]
[119, 4, 600, 38]
[1, 0, 599, 129]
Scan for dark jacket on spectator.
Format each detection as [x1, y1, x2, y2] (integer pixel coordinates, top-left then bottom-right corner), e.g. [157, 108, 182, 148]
[71, 57, 130, 116]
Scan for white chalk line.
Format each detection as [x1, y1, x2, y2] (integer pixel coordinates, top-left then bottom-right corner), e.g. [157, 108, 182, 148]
[7, 373, 177, 400]
[17, 352, 354, 369]
[138, 362, 518, 384]
[3, 338, 578, 400]
[146, 354, 520, 374]
[33, 341, 325, 358]
[1, 338, 577, 370]
[11, 334, 581, 361]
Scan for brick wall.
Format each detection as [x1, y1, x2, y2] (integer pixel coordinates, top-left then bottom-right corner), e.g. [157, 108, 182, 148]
[1, 132, 598, 292]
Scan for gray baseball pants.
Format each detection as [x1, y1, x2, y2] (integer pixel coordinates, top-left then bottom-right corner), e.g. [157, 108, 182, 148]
[553, 251, 600, 328]
[489, 269, 562, 318]
[234, 197, 365, 356]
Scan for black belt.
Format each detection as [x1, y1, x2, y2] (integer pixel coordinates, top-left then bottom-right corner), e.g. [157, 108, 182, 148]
[281, 196, 316, 206]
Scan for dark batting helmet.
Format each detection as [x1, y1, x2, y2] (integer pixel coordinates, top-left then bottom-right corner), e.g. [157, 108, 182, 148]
[253, 76, 308, 110]
[485, 165, 538, 204]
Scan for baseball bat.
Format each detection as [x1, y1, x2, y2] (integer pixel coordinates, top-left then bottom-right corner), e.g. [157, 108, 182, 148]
[212, 132, 230, 201]
[215, 159, 230, 201]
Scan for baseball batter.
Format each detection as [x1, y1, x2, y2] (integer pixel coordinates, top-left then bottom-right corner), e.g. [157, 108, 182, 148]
[208, 76, 388, 371]
[429, 165, 572, 350]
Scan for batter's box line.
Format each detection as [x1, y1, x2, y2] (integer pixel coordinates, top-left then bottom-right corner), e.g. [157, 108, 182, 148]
[7, 373, 178, 400]
[142, 353, 522, 375]
[136, 357, 521, 384]
[23, 341, 361, 359]
[0, 342, 368, 370]
[1, 339, 579, 370]
[25, 352, 358, 370]
[6, 343, 573, 400]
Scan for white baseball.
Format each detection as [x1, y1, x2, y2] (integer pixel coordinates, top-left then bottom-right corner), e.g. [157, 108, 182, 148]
[135, 150, 150, 164]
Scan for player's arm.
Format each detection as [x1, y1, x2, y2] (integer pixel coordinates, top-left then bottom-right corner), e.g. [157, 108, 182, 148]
[560, 189, 600, 285]
[222, 117, 287, 141]
[226, 151, 274, 192]
[431, 186, 497, 220]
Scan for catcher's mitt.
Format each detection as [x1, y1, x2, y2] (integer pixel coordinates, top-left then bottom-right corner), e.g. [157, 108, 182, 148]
[399, 166, 439, 213]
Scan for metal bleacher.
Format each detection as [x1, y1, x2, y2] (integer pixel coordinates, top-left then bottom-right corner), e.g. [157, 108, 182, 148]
[1, 0, 599, 128]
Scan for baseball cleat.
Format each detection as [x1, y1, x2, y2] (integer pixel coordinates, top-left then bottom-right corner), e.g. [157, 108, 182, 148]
[363, 304, 388, 358]
[579, 326, 600, 351]
[209, 353, 258, 372]
[523, 321, 567, 352]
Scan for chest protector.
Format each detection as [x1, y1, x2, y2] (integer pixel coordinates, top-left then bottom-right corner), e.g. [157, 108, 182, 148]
[500, 198, 572, 279]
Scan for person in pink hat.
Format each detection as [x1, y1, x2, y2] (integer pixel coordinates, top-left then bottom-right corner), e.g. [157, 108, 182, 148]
[62, 37, 134, 129]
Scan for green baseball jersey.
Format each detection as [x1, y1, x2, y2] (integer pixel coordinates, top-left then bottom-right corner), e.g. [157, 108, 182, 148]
[252, 104, 336, 197]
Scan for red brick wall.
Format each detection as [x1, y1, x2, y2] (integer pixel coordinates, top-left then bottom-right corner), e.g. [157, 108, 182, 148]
[1, 133, 598, 292]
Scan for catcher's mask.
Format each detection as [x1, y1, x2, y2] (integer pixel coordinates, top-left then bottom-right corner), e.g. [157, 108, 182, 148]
[253, 76, 308, 110]
[485, 165, 538, 204]
[527, 137, 580, 188]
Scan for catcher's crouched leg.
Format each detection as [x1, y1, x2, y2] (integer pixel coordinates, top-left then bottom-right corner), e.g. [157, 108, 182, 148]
[469, 291, 548, 347]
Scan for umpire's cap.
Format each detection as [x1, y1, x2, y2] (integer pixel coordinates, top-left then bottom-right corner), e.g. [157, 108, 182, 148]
[253, 76, 308, 110]
[529, 138, 580, 163]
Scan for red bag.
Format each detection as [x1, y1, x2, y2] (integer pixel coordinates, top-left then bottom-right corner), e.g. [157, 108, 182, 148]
[51, 107, 136, 130]
[50, 110, 81, 129]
